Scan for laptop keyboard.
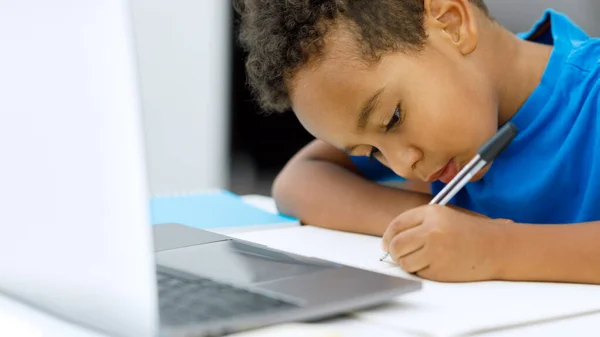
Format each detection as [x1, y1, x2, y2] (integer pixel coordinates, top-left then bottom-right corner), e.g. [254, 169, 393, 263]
[157, 270, 299, 326]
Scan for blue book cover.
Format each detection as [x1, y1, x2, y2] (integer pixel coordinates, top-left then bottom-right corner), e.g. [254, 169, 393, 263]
[149, 190, 297, 229]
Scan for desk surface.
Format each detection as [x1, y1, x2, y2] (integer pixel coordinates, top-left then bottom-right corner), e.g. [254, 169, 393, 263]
[0, 195, 598, 337]
[234, 196, 600, 337]
[231, 226, 600, 337]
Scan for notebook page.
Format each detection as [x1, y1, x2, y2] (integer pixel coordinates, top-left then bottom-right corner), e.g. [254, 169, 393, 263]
[231, 226, 600, 337]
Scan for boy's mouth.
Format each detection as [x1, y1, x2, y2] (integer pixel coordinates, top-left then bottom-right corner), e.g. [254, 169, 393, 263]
[427, 159, 459, 183]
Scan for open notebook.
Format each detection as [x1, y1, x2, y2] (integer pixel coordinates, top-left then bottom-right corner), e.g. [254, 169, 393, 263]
[230, 221, 600, 337]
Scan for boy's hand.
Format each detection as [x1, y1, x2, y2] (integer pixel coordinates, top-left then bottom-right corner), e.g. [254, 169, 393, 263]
[381, 205, 508, 282]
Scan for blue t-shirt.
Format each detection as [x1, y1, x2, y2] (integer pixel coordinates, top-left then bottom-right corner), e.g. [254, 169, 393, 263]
[352, 9, 600, 224]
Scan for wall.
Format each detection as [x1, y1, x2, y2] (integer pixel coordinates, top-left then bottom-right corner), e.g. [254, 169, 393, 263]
[131, 0, 230, 195]
[486, 0, 600, 35]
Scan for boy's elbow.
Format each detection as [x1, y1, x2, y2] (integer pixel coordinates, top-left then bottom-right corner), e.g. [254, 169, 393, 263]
[270, 139, 355, 218]
[271, 166, 295, 217]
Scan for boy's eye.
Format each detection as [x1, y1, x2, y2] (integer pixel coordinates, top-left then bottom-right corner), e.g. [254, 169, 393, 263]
[386, 106, 403, 132]
[369, 106, 402, 161]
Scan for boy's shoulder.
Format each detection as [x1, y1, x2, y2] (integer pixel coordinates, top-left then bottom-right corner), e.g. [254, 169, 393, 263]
[522, 9, 600, 94]
[565, 38, 600, 74]
[532, 9, 598, 72]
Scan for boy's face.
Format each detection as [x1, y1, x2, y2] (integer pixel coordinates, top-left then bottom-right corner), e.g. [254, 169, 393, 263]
[290, 23, 499, 183]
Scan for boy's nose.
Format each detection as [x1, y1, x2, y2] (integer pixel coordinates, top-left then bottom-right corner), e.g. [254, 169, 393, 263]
[386, 146, 423, 180]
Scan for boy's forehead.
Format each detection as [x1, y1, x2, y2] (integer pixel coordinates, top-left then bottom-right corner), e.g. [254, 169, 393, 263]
[289, 50, 380, 146]
[288, 23, 421, 145]
[290, 65, 359, 142]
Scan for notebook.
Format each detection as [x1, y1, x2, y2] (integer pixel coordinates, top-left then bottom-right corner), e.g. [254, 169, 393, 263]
[149, 190, 298, 232]
[231, 226, 600, 337]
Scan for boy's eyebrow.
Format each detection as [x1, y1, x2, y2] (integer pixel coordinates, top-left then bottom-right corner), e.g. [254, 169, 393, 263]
[357, 87, 385, 131]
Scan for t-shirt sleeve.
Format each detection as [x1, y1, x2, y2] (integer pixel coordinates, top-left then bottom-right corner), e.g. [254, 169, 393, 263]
[350, 156, 405, 182]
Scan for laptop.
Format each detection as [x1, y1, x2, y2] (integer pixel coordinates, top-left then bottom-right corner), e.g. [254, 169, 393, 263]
[152, 223, 420, 336]
[0, 1, 421, 336]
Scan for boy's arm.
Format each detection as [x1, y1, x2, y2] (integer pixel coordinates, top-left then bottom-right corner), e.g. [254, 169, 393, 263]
[272, 140, 436, 236]
[498, 221, 600, 284]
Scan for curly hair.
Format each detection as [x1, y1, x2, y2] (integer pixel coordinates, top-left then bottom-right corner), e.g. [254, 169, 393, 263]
[236, 0, 489, 112]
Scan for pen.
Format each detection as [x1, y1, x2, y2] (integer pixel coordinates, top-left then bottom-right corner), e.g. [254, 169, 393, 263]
[379, 122, 518, 261]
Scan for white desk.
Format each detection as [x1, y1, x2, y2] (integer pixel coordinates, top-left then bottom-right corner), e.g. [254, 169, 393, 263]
[234, 196, 600, 337]
[227, 225, 600, 337]
[0, 195, 598, 337]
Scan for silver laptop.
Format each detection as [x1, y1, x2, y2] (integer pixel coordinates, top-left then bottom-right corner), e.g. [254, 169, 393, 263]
[0, 1, 420, 336]
[153, 224, 420, 336]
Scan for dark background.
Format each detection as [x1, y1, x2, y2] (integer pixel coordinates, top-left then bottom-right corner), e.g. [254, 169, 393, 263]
[228, 10, 314, 195]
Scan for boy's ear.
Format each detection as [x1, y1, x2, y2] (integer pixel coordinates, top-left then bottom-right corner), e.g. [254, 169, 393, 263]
[423, 0, 478, 56]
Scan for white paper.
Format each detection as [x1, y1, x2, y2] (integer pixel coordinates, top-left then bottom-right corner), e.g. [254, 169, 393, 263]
[232, 226, 600, 337]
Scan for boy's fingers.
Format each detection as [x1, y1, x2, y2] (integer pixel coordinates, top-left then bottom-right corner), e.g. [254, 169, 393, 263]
[388, 225, 427, 261]
[382, 206, 427, 252]
[395, 246, 430, 274]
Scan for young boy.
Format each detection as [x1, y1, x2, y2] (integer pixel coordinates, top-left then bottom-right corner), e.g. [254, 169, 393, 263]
[236, 0, 600, 284]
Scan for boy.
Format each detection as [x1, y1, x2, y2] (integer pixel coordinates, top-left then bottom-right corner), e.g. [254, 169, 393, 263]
[236, 0, 600, 284]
